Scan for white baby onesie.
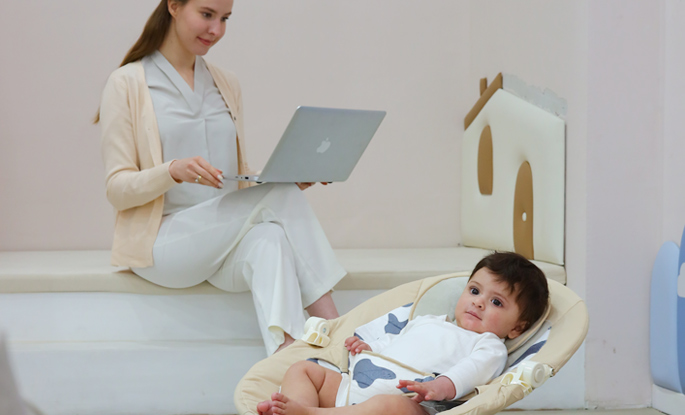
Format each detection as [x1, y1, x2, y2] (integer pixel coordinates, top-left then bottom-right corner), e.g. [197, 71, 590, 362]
[338, 314, 507, 406]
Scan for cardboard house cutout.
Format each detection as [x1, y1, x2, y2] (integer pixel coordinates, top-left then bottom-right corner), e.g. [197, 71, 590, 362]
[461, 73, 565, 265]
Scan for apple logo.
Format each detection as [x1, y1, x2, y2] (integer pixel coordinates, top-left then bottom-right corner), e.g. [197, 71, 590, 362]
[316, 138, 331, 154]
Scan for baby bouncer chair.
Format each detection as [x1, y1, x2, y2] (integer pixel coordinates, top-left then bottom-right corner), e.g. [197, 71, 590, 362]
[234, 271, 588, 415]
[235, 76, 587, 415]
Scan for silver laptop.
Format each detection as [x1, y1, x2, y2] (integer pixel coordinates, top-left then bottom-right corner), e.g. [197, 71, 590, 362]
[234, 106, 386, 183]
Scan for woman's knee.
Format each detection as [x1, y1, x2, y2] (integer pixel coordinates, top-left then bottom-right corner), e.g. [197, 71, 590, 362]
[247, 222, 288, 246]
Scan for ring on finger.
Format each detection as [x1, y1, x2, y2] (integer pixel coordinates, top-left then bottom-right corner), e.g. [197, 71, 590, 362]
[195, 175, 202, 183]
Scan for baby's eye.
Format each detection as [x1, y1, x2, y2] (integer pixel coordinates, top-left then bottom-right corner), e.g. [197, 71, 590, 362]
[469, 287, 479, 295]
[491, 298, 503, 307]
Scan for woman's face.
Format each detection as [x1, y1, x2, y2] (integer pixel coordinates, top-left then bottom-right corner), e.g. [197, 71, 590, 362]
[168, 0, 234, 56]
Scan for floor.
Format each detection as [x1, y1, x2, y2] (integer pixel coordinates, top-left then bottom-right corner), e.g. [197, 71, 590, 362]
[503, 410, 664, 415]
[223, 410, 666, 415]
[224, 410, 666, 415]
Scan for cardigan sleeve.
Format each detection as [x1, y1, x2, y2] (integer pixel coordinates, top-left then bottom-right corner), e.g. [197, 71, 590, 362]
[100, 71, 177, 211]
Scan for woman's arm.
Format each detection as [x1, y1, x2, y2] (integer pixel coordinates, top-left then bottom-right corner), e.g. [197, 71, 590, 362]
[100, 73, 177, 211]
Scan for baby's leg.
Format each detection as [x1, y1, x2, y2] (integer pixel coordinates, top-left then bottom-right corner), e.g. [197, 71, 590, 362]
[271, 393, 426, 415]
[281, 361, 342, 408]
[258, 361, 342, 415]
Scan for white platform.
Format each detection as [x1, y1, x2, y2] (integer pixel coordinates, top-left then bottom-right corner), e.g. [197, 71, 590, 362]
[652, 384, 685, 415]
[0, 249, 567, 415]
[0, 248, 565, 294]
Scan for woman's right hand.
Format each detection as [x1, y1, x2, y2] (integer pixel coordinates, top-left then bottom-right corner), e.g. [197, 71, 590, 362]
[169, 156, 224, 189]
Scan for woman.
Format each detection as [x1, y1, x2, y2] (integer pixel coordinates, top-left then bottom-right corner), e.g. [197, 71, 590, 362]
[97, 0, 346, 355]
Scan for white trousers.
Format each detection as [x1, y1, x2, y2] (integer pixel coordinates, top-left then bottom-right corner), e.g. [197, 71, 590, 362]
[133, 183, 347, 355]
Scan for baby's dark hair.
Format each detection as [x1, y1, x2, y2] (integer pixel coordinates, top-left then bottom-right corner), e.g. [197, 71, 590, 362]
[470, 252, 549, 331]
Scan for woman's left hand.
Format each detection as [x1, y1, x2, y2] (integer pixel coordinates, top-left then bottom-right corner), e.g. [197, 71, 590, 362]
[296, 182, 329, 191]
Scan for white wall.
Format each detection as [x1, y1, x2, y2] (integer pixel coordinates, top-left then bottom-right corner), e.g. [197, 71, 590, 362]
[663, 0, 685, 244]
[3, 0, 683, 410]
[468, 0, 588, 408]
[468, 0, 679, 409]
[585, 1, 663, 408]
[0, 0, 469, 251]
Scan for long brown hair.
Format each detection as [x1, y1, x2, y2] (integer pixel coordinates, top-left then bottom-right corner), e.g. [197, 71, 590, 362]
[94, 0, 188, 123]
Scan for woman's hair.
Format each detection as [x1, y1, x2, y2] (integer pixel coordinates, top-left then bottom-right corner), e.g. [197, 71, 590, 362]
[94, 0, 188, 123]
[469, 251, 549, 331]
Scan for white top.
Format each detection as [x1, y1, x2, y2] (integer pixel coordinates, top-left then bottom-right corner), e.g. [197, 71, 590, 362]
[143, 51, 239, 215]
[367, 314, 507, 400]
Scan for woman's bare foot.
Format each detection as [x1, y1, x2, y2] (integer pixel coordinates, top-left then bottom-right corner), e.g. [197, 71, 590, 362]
[274, 333, 296, 353]
[271, 392, 310, 415]
[305, 291, 339, 320]
[257, 399, 275, 415]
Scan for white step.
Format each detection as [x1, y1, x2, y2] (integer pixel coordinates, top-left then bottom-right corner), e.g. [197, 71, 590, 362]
[0, 248, 565, 415]
[9, 340, 265, 415]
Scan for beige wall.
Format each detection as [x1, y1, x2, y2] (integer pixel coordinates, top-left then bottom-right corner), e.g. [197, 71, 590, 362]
[663, 0, 685, 245]
[467, 0, 685, 409]
[584, 1, 663, 408]
[0, 0, 469, 251]
[468, 1, 588, 408]
[4, 0, 685, 410]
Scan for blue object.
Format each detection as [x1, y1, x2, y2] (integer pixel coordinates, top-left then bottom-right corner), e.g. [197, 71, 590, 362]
[679, 228, 685, 392]
[650, 226, 684, 393]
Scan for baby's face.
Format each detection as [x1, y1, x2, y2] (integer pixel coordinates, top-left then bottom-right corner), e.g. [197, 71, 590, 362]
[454, 268, 525, 339]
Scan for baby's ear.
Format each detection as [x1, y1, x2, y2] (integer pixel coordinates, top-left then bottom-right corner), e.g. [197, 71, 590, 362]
[506, 321, 528, 340]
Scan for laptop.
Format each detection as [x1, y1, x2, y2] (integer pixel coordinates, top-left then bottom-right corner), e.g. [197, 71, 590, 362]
[234, 106, 386, 183]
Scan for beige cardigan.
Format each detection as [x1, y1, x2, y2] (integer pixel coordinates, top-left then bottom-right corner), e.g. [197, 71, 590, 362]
[100, 60, 252, 268]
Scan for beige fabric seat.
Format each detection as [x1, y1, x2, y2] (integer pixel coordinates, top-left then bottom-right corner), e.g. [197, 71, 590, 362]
[234, 272, 588, 415]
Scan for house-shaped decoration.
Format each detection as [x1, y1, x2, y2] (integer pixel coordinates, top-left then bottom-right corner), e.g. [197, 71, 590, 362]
[461, 73, 565, 265]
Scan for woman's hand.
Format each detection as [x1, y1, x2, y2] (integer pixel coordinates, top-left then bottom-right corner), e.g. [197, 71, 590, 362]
[344, 336, 372, 356]
[296, 183, 314, 190]
[296, 182, 330, 191]
[397, 377, 456, 402]
[169, 157, 223, 189]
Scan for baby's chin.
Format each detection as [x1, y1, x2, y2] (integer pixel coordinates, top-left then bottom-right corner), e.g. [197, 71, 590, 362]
[456, 319, 508, 338]
[455, 318, 483, 333]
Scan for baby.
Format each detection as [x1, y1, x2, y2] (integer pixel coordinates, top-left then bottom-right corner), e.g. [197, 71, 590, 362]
[257, 252, 549, 415]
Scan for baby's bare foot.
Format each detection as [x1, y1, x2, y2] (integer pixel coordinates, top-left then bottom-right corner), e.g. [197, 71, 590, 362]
[257, 399, 275, 415]
[271, 392, 310, 415]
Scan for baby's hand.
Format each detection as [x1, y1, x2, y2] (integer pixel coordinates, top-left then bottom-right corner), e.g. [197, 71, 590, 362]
[344, 336, 371, 356]
[397, 377, 456, 403]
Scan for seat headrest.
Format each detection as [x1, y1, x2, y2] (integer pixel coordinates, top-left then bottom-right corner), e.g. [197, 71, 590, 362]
[411, 276, 550, 354]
